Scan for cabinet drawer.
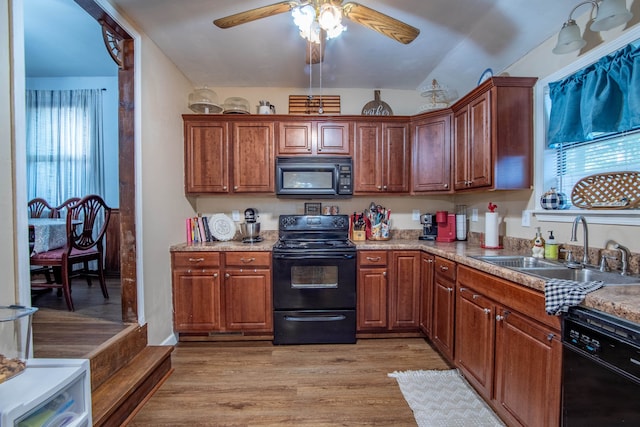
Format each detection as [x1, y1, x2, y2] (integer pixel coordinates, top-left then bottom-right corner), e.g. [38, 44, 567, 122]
[358, 251, 388, 266]
[435, 257, 456, 281]
[172, 252, 220, 269]
[225, 251, 271, 267]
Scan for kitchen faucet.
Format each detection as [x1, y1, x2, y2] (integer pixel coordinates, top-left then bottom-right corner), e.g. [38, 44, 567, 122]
[570, 215, 590, 267]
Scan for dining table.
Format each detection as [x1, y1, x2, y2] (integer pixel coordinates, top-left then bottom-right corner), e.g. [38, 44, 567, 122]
[28, 218, 79, 255]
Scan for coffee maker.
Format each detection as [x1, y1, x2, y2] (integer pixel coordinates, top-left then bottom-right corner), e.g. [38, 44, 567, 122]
[436, 211, 456, 242]
[419, 213, 438, 240]
[240, 208, 262, 243]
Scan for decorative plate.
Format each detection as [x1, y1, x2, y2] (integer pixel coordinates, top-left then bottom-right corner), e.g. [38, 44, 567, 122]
[209, 213, 237, 241]
[477, 68, 493, 86]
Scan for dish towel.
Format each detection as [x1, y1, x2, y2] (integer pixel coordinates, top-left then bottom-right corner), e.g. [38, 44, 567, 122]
[544, 278, 604, 315]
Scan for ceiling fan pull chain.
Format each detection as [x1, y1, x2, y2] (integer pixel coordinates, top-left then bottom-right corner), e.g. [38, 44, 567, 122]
[318, 35, 323, 114]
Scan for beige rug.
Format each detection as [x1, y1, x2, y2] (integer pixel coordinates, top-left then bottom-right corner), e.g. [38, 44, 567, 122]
[388, 369, 505, 427]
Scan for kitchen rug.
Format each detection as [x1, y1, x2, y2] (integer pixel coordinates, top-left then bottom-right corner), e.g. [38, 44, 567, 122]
[388, 369, 505, 427]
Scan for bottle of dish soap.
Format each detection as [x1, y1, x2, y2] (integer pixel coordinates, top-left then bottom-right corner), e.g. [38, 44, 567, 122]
[544, 231, 559, 260]
[532, 227, 545, 258]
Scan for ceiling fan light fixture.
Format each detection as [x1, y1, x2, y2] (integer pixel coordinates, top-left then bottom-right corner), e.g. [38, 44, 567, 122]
[292, 1, 345, 43]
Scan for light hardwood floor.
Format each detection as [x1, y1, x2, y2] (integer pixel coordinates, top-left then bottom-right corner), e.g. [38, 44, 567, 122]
[31, 275, 127, 358]
[129, 338, 452, 427]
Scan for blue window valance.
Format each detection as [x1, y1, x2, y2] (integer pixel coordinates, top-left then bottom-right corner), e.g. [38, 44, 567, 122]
[547, 42, 640, 147]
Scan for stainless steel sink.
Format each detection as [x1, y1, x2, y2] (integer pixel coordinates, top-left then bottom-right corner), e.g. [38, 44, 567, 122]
[472, 255, 561, 269]
[518, 267, 640, 285]
[472, 255, 640, 286]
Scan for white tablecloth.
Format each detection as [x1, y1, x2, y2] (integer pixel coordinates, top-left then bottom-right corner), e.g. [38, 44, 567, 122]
[29, 218, 68, 254]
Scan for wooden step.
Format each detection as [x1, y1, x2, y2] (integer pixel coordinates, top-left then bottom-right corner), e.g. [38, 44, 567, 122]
[92, 345, 174, 427]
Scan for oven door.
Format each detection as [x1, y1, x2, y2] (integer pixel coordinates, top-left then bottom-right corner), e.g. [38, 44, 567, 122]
[272, 252, 356, 310]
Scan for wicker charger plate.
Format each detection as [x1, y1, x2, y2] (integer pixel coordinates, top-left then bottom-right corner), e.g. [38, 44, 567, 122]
[571, 171, 640, 209]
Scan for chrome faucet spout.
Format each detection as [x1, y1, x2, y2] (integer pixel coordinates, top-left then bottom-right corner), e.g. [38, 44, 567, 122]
[571, 215, 589, 266]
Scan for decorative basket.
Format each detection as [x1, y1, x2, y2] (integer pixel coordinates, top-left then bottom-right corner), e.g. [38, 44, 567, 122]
[571, 171, 640, 209]
[540, 188, 569, 210]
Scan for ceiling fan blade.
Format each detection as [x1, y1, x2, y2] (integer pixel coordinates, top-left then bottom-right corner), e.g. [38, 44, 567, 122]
[342, 2, 420, 44]
[214, 1, 298, 29]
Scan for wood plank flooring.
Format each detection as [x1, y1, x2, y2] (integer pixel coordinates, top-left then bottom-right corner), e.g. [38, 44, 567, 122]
[129, 338, 452, 426]
[31, 275, 127, 358]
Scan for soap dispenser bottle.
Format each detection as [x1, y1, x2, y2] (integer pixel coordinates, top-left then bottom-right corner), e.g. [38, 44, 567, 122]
[532, 227, 545, 258]
[544, 231, 559, 260]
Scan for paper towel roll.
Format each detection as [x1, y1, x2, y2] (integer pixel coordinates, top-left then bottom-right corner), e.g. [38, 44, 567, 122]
[485, 212, 499, 247]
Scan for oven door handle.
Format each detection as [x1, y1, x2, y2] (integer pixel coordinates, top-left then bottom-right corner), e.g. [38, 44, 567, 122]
[284, 314, 347, 322]
[273, 253, 355, 260]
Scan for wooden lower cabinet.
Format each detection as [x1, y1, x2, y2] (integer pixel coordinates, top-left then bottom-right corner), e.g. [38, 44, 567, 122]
[171, 251, 273, 336]
[456, 265, 561, 427]
[431, 257, 456, 361]
[357, 250, 420, 332]
[171, 252, 222, 332]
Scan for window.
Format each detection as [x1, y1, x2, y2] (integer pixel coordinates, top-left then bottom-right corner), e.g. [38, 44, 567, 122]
[25, 89, 105, 206]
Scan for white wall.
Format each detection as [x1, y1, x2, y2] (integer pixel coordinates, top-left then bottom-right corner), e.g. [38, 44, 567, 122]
[25, 76, 119, 208]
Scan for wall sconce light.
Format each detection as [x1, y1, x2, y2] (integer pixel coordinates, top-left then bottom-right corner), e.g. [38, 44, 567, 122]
[553, 0, 633, 54]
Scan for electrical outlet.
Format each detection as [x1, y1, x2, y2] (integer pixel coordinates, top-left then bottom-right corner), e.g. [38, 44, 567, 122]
[471, 209, 478, 222]
[412, 209, 421, 221]
[232, 210, 240, 221]
[521, 210, 531, 227]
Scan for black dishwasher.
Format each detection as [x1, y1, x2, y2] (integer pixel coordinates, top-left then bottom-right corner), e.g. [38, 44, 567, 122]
[562, 307, 640, 426]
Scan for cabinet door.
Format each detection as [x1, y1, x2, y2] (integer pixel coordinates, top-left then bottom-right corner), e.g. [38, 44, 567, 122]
[231, 122, 274, 193]
[494, 309, 562, 427]
[184, 121, 229, 193]
[389, 251, 420, 330]
[467, 91, 492, 189]
[455, 286, 494, 399]
[383, 123, 410, 192]
[316, 120, 351, 155]
[277, 121, 313, 155]
[354, 122, 382, 193]
[172, 268, 221, 332]
[357, 267, 388, 330]
[412, 114, 451, 193]
[224, 268, 273, 332]
[432, 276, 455, 361]
[420, 253, 434, 337]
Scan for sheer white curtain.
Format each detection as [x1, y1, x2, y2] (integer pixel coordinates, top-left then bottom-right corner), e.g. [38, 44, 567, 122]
[25, 89, 105, 206]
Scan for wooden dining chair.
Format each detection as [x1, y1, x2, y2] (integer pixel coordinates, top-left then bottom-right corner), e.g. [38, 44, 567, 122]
[54, 197, 81, 219]
[30, 194, 112, 311]
[28, 197, 57, 218]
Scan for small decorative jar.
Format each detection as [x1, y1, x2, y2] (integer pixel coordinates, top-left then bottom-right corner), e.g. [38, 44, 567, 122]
[540, 187, 569, 210]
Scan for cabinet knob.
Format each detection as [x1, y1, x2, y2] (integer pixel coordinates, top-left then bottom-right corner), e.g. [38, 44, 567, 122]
[383, 185, 387, 190]
[383, 271, 387, 277]
[496, 315, 505, 321]
[547, 333, 555, 342]
[233, 186, 238, 190]
[318, 147, 322, 151]
[225, 273, 230, 278]
[377, 185, 382, 190]
[223, 186, 227, 190]
[446, 287, 453, 293]
[459, 287, 467, 292]
[440, 265, 449, 272]
[213, 273, 218, 278]
[483, 308, 491, 315]
[444, 184, 449, 188]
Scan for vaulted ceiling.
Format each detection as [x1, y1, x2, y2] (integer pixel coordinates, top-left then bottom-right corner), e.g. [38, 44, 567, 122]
[24, 0, 607, 96]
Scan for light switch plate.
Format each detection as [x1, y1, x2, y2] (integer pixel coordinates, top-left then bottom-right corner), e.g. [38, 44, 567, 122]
[232, 210, 240, 221]
[412, 209, 421, 221]
[471, 209, 478, 222]
[521, 210, 531, 227]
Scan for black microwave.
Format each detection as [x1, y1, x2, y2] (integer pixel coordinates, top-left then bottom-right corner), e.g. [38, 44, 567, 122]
[275, 156, 353, 198]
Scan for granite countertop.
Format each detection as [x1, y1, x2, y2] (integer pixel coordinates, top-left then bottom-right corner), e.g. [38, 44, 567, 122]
[170, 237, 640, 325]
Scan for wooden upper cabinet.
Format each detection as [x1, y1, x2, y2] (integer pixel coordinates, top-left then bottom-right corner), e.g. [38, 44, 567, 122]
[354, 120, 409, 194]
[412, 112, 452, 193]
[231, 121, 275, 193]
[277, 119, 351, 156]
[184, 120, 229, 194]
[452, 76, 537, 191]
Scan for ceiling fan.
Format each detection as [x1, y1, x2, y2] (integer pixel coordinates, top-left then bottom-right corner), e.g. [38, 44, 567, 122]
[213, 1, 420, 63]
